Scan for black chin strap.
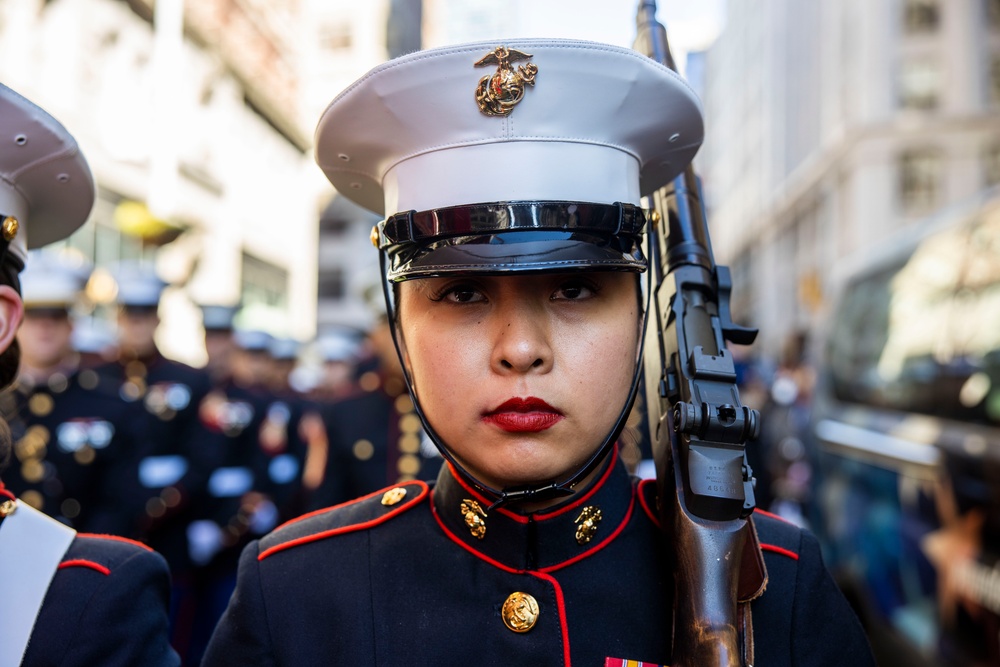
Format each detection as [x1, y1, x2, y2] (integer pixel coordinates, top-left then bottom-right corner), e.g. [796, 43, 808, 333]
[379, 252, 653, 511]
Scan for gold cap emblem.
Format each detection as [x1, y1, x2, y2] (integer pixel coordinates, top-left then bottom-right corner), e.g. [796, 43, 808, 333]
[2, 216, 19, 242]
[460, 498, 488, 539]
[370, 224, 380, 248]
[381, 487, 408, 506]
[501, 591, 539, 632]
[574, 506, 603, 545]
[474, 46, 538, 117]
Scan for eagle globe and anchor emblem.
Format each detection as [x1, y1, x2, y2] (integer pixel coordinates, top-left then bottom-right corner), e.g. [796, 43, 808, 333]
[474, 46, 538, 117]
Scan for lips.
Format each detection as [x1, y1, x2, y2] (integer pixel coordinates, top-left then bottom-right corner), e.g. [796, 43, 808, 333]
[482, 397, 563, 433]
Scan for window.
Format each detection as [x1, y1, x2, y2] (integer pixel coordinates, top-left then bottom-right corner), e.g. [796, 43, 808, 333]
[318, 268, 345, 299]
[899, 150, 941, 214]
[988, 0, 1000, 29]
[320, 22, 352, 52]
[241, 253, 288, 309]
[991, 55, 1000, 103]
[903, 0, 940, 33]
[984, 143, 1000, 187]
[898, 59, 940, 110]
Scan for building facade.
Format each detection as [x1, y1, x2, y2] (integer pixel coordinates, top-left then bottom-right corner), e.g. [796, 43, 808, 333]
[699, 0, 1000, 360]
[0, 0, 323, 364]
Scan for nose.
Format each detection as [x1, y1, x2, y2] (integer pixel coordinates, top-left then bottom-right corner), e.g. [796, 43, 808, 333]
[491, 298, 553, 375]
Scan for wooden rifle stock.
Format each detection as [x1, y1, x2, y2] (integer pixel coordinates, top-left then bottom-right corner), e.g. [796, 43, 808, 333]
[634, 3, 766, 665]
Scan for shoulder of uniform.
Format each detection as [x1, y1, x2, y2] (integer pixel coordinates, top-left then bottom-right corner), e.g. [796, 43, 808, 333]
[59, 534, 161, 575]
[752, 509, 804, 561]
[258, 480, 430, 561]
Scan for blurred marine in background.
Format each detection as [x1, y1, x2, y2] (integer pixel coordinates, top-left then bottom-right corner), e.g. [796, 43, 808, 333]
[0, 81, 178, 667]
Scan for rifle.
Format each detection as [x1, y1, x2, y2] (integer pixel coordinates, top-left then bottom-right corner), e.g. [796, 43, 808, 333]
[634, 3, 767, 665]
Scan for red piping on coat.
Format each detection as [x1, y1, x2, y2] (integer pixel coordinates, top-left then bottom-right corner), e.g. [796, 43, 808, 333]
[529, 570, 572, 667]
[58, 559, 111, 575]
[637, 479, 659, 527]
[76, 534, 154, 552]
[258, 481, 429, 561]
[760, 543, 799, 560]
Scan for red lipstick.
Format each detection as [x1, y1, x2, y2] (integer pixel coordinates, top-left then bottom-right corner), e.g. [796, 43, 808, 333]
[483, 397, 563, 433]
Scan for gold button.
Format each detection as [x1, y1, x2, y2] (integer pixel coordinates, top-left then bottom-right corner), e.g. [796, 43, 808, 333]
[79, 370, 100, 390]
[396, 453, 420, 476]
[74, 446, 96, 465]
[21, 490, 43, 511]
[398, 413, 421, 434]
[21, 459, 45, 483]
[384, 377, 405, 397]
[501, 592, 539, 633]
[48, 373, 69, 394]
[460, 499, 488, 540]
[358, 371, 380, 392]
[398, 433, 420, 454]
[28, 393, 54, 417]
[352, 439, 375, 461]
[370, 224, 380, 248]
[381, 487, 408, 506]
[125, 361, 147, 378]
[2, 215, 19, 241]
[393, 394, 414, 414]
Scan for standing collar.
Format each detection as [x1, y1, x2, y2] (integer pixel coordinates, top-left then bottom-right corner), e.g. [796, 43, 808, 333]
[431, 446, 637, 572]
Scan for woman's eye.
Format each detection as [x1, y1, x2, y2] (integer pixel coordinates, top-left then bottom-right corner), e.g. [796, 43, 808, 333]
[442, 286, 485, 303]
[552, 283, 595, 300]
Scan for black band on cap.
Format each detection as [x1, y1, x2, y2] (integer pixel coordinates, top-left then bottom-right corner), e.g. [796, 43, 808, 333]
[379, 201, 646, 247]
[378, 201, 648, 281]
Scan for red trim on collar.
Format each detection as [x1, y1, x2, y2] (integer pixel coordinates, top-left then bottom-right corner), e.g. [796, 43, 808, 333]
[446, 445, 621, 524]
[58, 559, 111, 575]
[637, 478, 659, 527]
[760, 543, 799, 560]
[0, 484, 14, 503]
[76, 534, 154, 552]
[259, 481, 429, 561]
[539, 489, 636, 574]
[753, 508, 793, 524]
[529, 571, 572, 666]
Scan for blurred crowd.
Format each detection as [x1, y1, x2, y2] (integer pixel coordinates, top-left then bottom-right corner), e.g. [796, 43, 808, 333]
[3, 249, 442, 665]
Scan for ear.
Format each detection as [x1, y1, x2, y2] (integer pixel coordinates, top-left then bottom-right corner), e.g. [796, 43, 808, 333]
[0, 285, 24, 353]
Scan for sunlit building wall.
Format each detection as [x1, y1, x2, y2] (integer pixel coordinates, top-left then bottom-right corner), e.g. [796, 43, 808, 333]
[699, 0, 1000, 360]
[0, 0, 322, 364]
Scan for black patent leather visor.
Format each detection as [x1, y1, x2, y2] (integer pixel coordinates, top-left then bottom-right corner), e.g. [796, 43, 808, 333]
[376, 202, 648, 281]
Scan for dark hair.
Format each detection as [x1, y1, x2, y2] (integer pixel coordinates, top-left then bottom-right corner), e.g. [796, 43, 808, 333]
[0, 258, 22, 475]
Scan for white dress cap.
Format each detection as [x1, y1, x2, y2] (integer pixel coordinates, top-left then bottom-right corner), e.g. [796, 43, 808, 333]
[110, 260, 168, 308]
[0, 84, 95, 264]
[20, 249, 91, 309]
[315, 39, 703, 216]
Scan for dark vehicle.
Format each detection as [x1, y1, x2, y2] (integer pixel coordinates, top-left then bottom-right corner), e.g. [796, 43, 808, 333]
[810, 188, 1000, 667]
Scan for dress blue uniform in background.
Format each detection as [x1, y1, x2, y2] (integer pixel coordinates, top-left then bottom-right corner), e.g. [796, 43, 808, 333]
[95, 263, 225, 658]
[1, 252, 145, 536]
[0, 81, 178, 666]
